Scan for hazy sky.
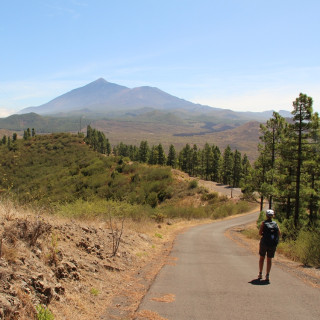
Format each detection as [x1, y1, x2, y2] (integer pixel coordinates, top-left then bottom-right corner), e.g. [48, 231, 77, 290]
[1, 0, 320, 117]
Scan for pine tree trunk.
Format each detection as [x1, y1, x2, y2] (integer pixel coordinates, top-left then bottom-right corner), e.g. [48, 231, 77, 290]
[260, 195, 264, 212]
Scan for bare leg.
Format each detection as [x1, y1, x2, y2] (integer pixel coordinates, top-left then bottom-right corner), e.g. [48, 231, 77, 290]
[266, 257, 272, 275]
[259, 256, 265, 273]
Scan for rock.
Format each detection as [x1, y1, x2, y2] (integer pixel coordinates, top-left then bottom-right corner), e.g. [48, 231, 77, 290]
[139, 234, 151, 242]
[71, 272, 80, 280]
[54, 284, 65, 295]
[30, 276, 53, 304]
[104, 264, 123, 272]
[77, 240, 88, 249]
[63, 261, 77, 272]
[55, 266, 68, 279]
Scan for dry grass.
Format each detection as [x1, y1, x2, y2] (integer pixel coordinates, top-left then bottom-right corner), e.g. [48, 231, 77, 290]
[1, 243, 18, 263]
[15, 288, 37, 320]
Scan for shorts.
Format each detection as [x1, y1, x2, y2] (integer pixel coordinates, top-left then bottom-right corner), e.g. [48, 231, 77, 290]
[259, 240, 277, 258]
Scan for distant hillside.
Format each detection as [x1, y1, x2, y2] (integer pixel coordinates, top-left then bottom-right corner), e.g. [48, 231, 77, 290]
[239, 109, 292, 120]
[0, 112, 91, 133]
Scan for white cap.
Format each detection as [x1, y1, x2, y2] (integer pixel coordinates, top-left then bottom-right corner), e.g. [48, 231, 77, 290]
[266, 209, 274, 217]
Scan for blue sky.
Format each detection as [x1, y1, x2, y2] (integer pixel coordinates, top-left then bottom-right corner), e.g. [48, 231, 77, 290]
[1, 0, 320, 117]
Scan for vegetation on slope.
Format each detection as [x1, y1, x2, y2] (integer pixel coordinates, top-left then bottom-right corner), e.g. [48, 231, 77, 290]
[0, 132, 251, 222]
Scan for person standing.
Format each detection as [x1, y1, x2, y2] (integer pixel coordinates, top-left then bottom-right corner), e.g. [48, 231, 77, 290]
[258, 209, 281, 282]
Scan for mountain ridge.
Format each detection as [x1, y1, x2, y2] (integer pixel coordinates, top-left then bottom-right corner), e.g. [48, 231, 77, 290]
[18, 78, 290, 120]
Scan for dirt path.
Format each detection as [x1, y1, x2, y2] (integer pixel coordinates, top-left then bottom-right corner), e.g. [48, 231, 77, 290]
[197, 179, 242, 198]
[172, 169, 242, 199]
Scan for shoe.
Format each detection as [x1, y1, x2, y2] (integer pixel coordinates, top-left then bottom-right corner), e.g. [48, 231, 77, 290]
[265, 274, 270, 282]
[258, 272, 262, 280]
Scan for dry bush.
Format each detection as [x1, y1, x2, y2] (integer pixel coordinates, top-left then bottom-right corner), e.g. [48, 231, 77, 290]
[44, 233, 60, 266]
[1, 243, 18, 263]
[108, 214, 125, 257]
[11, 218, 52, 247]
[16, 288, 37, 320]
[0, 198, 16, 222]
[1, 226, 19, 263]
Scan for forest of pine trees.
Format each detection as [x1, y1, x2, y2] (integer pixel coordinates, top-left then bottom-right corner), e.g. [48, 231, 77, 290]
[85, 93, 320, 241]
[250, 94, 320, 234]
[85, 126, 251, 189]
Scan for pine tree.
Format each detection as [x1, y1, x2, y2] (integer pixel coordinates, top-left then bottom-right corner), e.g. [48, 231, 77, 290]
[305, 112, 320, 224]
[259, 112, 286, 209]
[232, 150, 242, 187]
[191, 144, 199, 176]
[274, 125, 296, 220]
[240, 154, 254, 199]
[148, 145, 159, 165]
[167, 144, 177, 168]
[290, 93, 313, 227]
[222, 145, 234, 185]
[106, 138, 111, 155]
[139, 141, 149, 163]
[157, 144, 166, 165]
[253, 149, 270, 212]
[203, 143, 213, 180]
[212, 146, 222, 182]
[178, 144, 192, 175]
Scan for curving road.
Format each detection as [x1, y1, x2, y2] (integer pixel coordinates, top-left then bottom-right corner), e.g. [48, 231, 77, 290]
[136, 211, 320, 320]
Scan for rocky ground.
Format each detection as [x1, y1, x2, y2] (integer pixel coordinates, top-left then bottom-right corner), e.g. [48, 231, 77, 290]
[0, 198, 204, 320]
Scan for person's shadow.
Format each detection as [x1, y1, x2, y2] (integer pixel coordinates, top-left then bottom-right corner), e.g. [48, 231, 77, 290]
[248, 278, 270, 285]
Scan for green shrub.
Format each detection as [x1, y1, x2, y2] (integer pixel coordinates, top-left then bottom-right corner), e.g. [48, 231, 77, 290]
[90, 288, 99, 296]
[36, 305, 54, 320]
[146, 192, 158, 208]
[293, 229, 320, 267]
[212, 201, 251, 219]
[188, 180, 198, 189]
[201, 192, 219, 202]
[152, 211, 166, 223]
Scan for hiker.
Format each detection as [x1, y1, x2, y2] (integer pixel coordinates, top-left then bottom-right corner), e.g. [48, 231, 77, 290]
[258, 209, 281, 282]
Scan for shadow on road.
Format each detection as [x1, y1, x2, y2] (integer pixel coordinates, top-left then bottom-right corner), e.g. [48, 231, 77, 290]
[248, 279, 270, 286]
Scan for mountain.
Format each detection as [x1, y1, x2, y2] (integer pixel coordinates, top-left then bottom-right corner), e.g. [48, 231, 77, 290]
[18, 78, 242, 119]
[18, 78, 291, 123]
[19, 78, 129, 115]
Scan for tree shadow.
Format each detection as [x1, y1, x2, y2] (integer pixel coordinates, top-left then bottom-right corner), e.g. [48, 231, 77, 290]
[248, 278, 270, 285]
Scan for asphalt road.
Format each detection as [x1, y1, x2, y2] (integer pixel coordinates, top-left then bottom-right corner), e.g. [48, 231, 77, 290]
[137, 211, 320, 320]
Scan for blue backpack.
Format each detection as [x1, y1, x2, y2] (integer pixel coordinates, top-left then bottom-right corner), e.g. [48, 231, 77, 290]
[263, 220, 279, 246]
